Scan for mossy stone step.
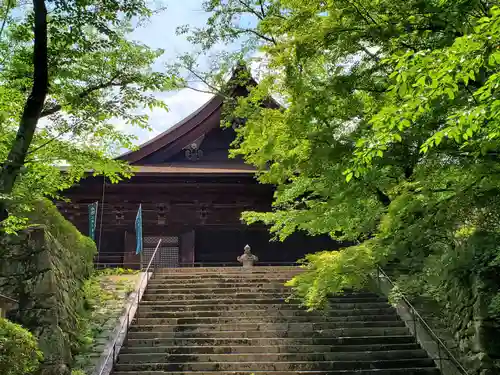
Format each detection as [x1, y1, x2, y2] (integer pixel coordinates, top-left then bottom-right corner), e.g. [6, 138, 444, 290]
[142, 297, 387, 305]
[117, 349, 428, 364]
[145, 287, 292, 294]
[146, 281, 292, 288]
[154, 269, 301, 276]
[113, 358, 435, 372]
[111, 267, 436, 375]
[112, 369, 440, 375]
[127, 320, 405, 333]
[151, 272, 296, 281]
[132, 314, 401, 325]
[126, 327, 410, 340]
[119, 342, 421, 354]
[140, 298, 391, 311]
[136, 305, 396, 315]
[122, 335, 417, 347]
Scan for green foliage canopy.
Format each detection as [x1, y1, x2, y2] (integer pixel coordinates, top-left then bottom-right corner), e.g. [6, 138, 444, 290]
[0, 0, 175, 229]
[178, 0, 500, 326]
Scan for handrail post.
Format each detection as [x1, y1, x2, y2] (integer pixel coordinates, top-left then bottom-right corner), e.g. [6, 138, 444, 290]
[126, 311, 129, 346]
[412, 308, 417, 343]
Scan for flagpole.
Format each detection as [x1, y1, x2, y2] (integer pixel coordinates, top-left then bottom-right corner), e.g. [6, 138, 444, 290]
[97, 175, 106, 264]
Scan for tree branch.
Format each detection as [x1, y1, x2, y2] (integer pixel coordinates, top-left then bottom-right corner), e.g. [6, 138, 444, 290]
[40, 72, 121, 118]
[353, 0, 378, 25]
[236, 0, 264, 20]
[0, 0, 13, 42]
[185, 67, 233, 100]
[185, 84, 219, 95]
[26, 118, 87, 156]
[258, 0, 266, 18]
[344, 0, 374, 25]
[234, 27, 277, 45]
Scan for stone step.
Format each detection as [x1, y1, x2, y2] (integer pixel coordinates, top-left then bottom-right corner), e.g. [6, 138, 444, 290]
[154, 268, 301, 275]
[114, 367, 440, 375]
[152, 270, 300, 279]
[141, 293, 388, 305]
[117, 349, 428, 364]
[126, 327, 410, 340]
[145, 289, 385, 302]
[140, 297, 391, 310]
[112, 369, 440, 375]
[151, 272, 296, 282]
[138, 299, 388, 307]
[113, 351, 430, 365]
[137, 305, 396, 315]
[136, 308, 398, 319]
[147, 280, 290, 293]
[123, 335, 417, 348]
[145, 287, 293, 294]
[132, 314, 402, 325]
[153, 269, 301, 275]
[120, 342, 421, 354]
[138, 303, 305, 311]
[148, 275, 293, 288]
[128, 321, 405, 333]
[114, 358, 435, 372]
[142, 294, 299, 302]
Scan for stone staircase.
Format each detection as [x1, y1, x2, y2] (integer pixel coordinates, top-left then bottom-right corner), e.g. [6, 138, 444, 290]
[112, 267, 440, 375]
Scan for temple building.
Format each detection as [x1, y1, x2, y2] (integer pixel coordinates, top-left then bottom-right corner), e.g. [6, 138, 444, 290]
[57, 74, 339, 268]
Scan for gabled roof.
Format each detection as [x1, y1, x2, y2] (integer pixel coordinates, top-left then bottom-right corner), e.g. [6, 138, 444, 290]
[118, 65, 260, 166]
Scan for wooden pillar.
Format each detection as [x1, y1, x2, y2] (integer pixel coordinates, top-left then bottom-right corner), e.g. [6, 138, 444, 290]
[180, 229, 195, 266]
[123, 231, 141, 269]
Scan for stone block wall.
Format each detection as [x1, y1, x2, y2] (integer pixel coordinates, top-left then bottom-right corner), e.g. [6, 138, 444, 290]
[0, 200, 96, 375]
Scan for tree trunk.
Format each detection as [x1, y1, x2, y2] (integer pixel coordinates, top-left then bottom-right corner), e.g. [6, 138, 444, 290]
[0, 0, 48, 222]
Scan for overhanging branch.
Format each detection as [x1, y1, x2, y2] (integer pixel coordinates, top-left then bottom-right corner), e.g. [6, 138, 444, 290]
[40, 72, 122, 118]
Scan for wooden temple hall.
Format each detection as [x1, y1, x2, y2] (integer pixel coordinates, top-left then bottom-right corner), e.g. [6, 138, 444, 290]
[56, 75, 339, 268]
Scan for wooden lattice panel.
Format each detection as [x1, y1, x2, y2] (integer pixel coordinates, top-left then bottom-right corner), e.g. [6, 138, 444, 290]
[142, 236, 179, 268]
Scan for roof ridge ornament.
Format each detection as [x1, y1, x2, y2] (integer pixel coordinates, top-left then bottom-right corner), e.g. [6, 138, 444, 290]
[185, 142, 203, 161]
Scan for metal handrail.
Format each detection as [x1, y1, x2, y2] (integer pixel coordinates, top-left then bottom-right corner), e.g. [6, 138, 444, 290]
[0, 292, 18, 304]
[376, 267, 469, 375]
[97, 239, 162, 375]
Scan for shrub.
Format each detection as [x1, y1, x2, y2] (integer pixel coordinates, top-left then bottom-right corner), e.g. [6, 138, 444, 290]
[0, 318, 42, 375]
[97, 268, 139, 276]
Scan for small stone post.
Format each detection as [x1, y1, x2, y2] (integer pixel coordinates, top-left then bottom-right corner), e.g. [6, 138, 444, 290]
[237, 244, 258, 269]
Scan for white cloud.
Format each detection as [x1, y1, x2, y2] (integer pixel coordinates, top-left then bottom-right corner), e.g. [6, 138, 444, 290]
[114, 0, 214, 147]
[133, 88, 213, 145]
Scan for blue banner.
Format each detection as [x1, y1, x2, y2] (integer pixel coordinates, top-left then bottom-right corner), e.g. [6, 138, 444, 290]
[88, 202, 98, 241]
[135, 204, 143, 254]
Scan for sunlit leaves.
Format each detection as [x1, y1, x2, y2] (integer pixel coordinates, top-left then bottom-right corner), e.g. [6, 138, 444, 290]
[353, 7, 500, 169]
[181, 0, 500, 318]
[0, 0, 176, 226]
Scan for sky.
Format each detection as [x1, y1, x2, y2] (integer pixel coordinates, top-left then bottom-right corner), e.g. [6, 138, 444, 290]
[118, 0, 218, 147]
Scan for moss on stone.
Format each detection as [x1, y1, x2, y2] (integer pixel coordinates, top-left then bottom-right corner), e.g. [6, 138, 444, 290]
[73, 273, 139, 374]
[0, 199, 96, 375]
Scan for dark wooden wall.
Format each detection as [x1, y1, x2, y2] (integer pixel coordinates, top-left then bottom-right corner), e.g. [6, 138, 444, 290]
[194, 227, 339, 264]
[58, 173, 342, 266]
